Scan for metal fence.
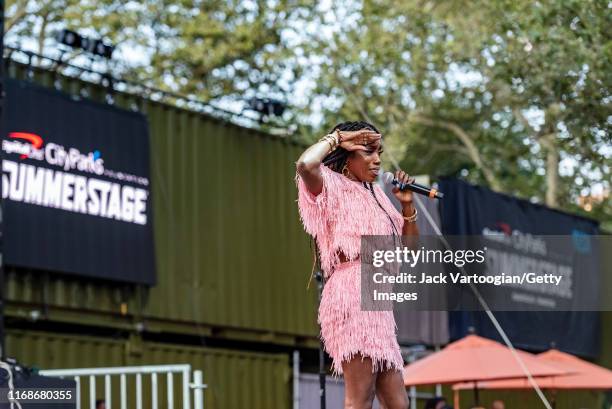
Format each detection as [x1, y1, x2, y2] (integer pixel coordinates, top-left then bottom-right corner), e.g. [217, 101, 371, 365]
[40, 364, 206, 409]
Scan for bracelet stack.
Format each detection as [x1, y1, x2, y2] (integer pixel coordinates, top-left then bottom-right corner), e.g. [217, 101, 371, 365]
[319, 130, 343, 152]
[403, 208, 418, 223]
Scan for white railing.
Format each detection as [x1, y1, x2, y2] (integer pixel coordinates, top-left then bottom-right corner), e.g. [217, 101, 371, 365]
[40, 364, 206, 409]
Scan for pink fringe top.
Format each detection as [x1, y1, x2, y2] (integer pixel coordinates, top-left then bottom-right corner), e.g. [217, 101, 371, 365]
[296, 164, 404, 277]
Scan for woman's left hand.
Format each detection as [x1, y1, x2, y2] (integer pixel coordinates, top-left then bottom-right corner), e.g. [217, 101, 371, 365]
[391, 170, 414, 204]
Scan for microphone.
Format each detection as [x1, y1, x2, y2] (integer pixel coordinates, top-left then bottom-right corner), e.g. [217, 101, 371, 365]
[382, 172, 444, 199]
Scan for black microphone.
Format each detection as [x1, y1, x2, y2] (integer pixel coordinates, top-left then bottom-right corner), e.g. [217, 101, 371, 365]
[382, 172, 444, 199]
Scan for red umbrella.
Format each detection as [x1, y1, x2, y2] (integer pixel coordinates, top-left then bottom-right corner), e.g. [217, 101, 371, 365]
[403, 335, 569, 409]
[404, 335, 567, 386]
[453, 348, 612, 390]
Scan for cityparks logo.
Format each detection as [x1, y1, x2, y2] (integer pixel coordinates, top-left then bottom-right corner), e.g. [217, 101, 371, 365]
[2, 131, 105, 175]
[482, 222, 547, 256]
[2, 131, 149, 226]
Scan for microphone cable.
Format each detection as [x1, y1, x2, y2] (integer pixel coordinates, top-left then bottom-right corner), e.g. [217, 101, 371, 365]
[381, 147, 553, 409]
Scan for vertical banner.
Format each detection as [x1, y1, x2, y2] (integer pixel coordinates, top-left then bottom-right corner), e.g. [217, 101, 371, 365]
[439, 178, 600, 357]
[1, 79, 156, 285]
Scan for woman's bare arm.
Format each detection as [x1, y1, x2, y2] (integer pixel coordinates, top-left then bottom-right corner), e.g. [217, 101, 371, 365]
[295, 139, 333, 196]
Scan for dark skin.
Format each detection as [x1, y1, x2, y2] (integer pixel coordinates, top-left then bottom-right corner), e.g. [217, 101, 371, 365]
[296, 128, 418, 409]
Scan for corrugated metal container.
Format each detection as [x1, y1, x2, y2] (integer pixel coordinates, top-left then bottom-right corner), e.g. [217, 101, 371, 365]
[4, 59, 319, 345]
[135, 341, 290, 409]
[7, 330, 126, 369]
[7, 329, 290, 409]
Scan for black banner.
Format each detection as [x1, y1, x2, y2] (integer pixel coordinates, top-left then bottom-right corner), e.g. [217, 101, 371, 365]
[1, 79, 156, 285]
[439, 178, 600, 358]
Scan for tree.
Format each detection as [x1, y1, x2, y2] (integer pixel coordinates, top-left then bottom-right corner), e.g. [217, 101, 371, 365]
[5, 0, 312, 104]
[285, 0, 610, 225]
[445, 0, 610, 209]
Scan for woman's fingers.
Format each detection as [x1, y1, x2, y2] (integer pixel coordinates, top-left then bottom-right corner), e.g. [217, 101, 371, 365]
[339, 140, 366, 151]
[346, 144, 369, 152]
[352, 130, 381, 143]
[368, 134, 382, 143]
[337, 129, 381, 150]
[363, 134, 381, 147]
[362, 131, 382, 140]
[394, 170, 412, 189]
[356, 134, 380, 146]
[355, 129, 379, 136]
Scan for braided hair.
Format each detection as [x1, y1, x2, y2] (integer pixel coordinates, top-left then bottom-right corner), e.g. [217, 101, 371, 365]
[323, 120, 381, 173]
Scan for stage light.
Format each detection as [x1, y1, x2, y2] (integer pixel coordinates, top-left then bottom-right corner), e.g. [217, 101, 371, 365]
[247, 97, 286, 118]
[56, 29, 81, 48]
[55, 29, 114, 59]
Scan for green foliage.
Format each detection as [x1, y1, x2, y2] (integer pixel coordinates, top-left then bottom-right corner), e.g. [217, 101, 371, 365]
[5, 0, 610, 226]
[284, 0, 610, 226]
[5, 0, 312, 102]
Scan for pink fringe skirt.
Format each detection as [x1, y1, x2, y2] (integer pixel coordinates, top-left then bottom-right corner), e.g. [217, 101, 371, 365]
[319, 260, 404, 376]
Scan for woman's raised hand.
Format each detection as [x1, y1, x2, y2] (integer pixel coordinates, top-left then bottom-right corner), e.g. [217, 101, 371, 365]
[336, 129, 381, 151]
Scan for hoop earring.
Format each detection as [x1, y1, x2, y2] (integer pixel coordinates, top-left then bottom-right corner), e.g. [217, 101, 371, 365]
[342, 163, 351, 178]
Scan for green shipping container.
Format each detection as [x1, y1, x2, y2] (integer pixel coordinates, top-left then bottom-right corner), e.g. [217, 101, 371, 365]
[7, 329, 290, 409]
[4, 59, 319, 347]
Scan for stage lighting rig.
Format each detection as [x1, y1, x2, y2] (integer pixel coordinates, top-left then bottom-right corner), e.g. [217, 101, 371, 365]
[245, 97, 286, 123]
[55, 29, 114, 59]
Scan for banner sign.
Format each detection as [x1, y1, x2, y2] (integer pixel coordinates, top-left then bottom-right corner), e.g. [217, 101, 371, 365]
[1, 79, 156, 285]
[439, 178, 600, 357]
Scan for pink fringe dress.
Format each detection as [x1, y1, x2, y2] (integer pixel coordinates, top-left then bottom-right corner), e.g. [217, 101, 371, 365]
[296, 163, 405, 376]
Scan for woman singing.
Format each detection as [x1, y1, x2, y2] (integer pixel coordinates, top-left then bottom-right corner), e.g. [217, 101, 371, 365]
[295, 121, 419, 409]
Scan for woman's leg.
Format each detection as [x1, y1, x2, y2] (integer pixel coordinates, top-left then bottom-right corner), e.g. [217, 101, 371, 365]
[342, 355, 377, 409]
[375, 369, 409, 409]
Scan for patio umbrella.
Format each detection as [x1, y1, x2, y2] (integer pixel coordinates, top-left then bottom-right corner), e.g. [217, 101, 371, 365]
[453, 348, 612, 390]
[403, 335, 568, 408]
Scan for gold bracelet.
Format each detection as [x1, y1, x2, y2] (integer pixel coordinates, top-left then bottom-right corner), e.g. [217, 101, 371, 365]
[403, 208, 418, 223]
[319, 134, 338, 151]
[326, 134, 337, 151]
[317, 135, 330, 149]
[335, 129, 343, 143]
[329, 132, 339, 147]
